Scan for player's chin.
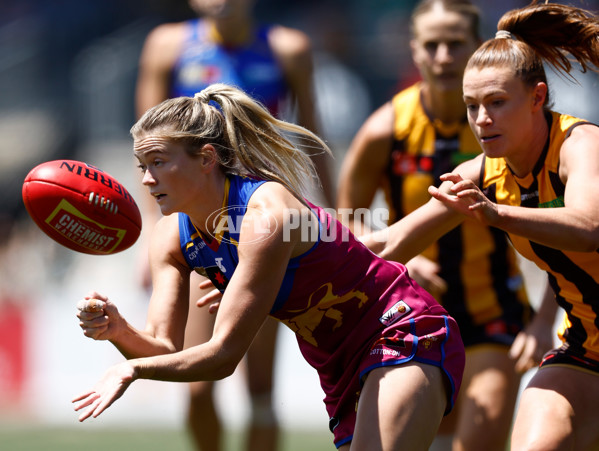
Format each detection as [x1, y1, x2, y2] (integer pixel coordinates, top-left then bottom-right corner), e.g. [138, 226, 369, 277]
[157, 203, 176, 216]
[479, 144, 505, 159]
[433, 75, 461, 91]
[477, 135, 503, 155]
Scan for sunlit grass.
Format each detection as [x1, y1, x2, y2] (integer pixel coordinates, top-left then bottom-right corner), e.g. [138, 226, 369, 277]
[0, 426, 334, 451]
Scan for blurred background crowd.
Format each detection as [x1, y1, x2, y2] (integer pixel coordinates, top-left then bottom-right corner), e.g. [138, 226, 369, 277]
[0, 0, 598, 443]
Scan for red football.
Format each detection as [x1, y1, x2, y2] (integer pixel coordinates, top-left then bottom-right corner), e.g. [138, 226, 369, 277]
[22, 159, 142, 255]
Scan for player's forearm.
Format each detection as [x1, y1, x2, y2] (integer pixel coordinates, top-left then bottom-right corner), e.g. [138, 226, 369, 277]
[494, 204, 599, 252]
[363, 200, 462, 263]
[133, 342, 238, 383]
[110, 322, 178, 360]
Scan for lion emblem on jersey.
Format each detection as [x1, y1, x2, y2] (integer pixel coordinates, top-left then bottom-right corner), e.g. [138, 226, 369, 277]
[281, 282, 368, 346]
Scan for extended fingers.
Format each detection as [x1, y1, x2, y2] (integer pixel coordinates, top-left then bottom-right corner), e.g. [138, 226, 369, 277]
[208, 302, 221, 314]
[72, 383, 122, 421]
[77, 401, 101, 422]
[509, 333, 525, 358]
[439, 173, 464, 183]
[198, 278, 216, 290]
[509, 333, 540, 373]
[72, 390, 98, 405]
[438, 172, 477, 193]
[449, 181, 477, 196]
[72, 391, 102, 422]
[196, 289, 222, 308]
[80, 395, 112, 421]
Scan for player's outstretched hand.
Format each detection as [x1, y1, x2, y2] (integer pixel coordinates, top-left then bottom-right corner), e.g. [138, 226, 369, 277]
[195, 278, 222, 314]
[72, 361, 137, 422]
[509, 312, 555, 373]
[405, 255, 447, 301]
[76, 292, 123, 341]
[428, 173, 499, 225]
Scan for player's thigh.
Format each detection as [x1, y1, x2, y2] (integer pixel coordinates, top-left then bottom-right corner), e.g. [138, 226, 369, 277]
[512, 365, 599, 450]
[438, 345, 518, 435]
[351, 362, 447, 451]
[461, 346, 520, 420]
[455, 346, 520, 446]
[246, 316, 279, 394]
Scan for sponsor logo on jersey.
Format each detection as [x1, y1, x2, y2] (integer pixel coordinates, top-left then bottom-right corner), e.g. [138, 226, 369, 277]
[420, 334, 439, 350]
[520, 191, 539, 202]
[328, 417, 340, 433]
[379, 300, 411, 326]
[369, 336, 407, 357]
[205, 266, 228, 290]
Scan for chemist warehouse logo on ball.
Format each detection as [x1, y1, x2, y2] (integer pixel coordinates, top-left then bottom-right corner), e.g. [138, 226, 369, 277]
[46, 199, 125, 253]
[204, 206, 390, 244]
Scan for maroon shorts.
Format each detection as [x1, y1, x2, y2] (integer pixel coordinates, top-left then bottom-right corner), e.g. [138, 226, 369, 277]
[327, 313, 465, 448]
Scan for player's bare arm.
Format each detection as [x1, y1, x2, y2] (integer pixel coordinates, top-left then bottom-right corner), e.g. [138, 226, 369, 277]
[72, 183, 303, 420]
[135, 22, 185, 116]
[337, 102, 394, 232]
[362, 157, 481, 262]
[78, 214, 191, 360]
[141, 213, 193, 352]
[433, 126, 599, 251]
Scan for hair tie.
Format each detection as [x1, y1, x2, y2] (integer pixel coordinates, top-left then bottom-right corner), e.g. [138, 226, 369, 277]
[495, 30, 516, 40]
[194, 90, 210, 104]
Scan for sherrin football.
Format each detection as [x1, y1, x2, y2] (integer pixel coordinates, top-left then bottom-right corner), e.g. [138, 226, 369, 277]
[22, 159, 142, 255]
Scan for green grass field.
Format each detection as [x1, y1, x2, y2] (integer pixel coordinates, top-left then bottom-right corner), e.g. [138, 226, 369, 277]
[0, 426, 333, 451]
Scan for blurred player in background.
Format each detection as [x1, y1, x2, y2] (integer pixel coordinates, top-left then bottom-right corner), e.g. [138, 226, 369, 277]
[336, 1, 555, 449]
[135, 1, 330, 449]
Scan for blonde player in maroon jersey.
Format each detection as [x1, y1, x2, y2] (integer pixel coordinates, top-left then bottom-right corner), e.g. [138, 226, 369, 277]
[74, 84, 465, 450]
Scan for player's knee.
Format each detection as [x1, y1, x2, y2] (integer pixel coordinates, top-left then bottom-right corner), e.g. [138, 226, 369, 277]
[250, 393, 277, 427]
[247, 372, 274, 394]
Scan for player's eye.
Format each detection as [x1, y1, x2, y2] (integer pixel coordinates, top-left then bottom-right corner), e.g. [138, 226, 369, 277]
[137, 164, 147, 174]
[448, 40, 465, 50]
[424, 42, 438, 53]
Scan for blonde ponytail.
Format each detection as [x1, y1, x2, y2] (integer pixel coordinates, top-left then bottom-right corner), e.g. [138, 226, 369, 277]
[131, 83, 331, 200]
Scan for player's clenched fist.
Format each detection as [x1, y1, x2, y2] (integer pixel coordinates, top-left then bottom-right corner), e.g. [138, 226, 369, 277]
[76, 292, 117, 341]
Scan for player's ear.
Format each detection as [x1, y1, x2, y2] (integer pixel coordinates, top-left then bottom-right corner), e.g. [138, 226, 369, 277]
[531, 82, 548, 112]
[198, 144, 218, 172]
